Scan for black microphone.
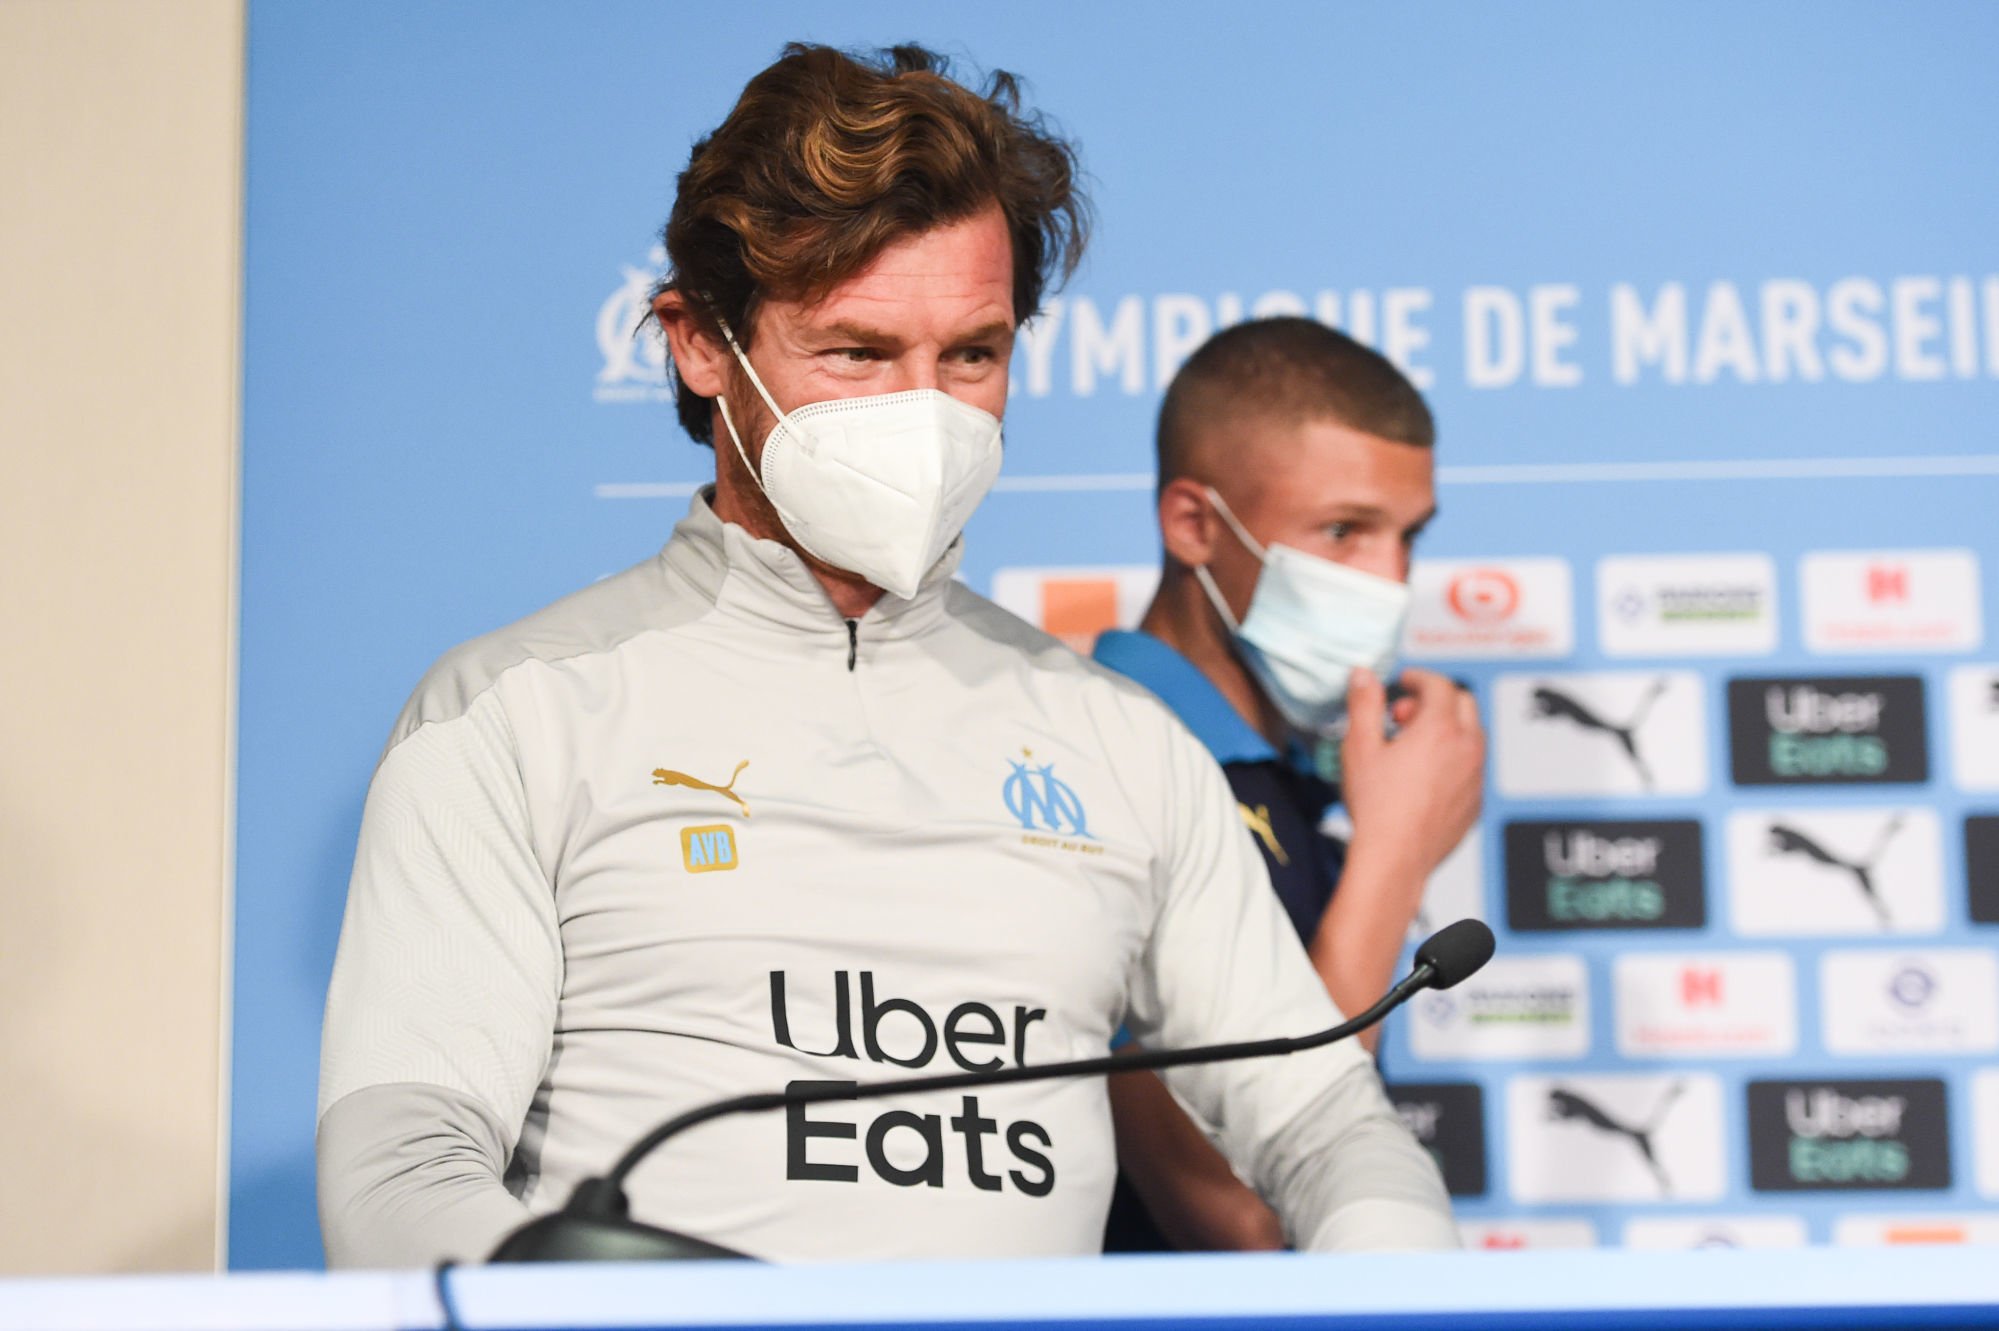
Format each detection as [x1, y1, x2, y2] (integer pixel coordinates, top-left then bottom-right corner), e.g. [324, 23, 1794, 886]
[489, 918, 1497, 1263]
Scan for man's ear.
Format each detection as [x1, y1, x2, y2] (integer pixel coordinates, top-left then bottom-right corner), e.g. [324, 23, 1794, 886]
[652, 288, 731, 399]
[1157, 477, 1220, 570]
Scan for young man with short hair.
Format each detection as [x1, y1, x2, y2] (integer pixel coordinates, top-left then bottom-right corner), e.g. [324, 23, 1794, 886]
[1098, 317, 1484, 1250]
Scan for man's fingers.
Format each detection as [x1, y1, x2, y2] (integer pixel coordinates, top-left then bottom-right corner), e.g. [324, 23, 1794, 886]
[1455, 684, 1481, 731]
[1345, 665, 1387, 757]
[1396, 666, 1459, 703]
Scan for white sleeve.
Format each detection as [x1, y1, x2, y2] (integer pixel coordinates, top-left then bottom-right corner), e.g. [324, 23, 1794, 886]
[1122, 722, 1457, 1251]
[317, 1083, 532, 1268]
[316, 688, 562, 1265]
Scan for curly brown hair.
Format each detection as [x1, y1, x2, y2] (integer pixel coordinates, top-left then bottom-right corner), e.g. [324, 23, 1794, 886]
[656, 42, 1090, 445]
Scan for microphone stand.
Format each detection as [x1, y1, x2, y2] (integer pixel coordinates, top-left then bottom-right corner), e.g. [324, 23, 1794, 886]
[490, 920, 1494, 1263]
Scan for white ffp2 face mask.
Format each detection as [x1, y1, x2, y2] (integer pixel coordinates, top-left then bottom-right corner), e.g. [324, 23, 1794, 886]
[1194, 487, 1411, 736]
[713, 319, 1003, 600]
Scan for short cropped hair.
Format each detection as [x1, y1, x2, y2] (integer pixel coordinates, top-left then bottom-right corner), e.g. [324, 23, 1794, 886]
[1156, 317, 1434, 487]
[657, 42, 1089, 445]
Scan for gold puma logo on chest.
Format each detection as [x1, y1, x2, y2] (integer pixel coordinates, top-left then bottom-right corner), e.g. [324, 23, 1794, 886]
[653, 759, 751, 817]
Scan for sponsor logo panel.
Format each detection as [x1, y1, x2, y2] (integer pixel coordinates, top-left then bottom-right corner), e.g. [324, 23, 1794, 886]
[1801, 549, 1982, 654]
[1504, 819, 1705, 932]
[1410, 955, 1589, 1062]
[1458, 1219, 1598, 1250]
[1978, 1071, 1999, 1199]
[1726, 674, 1928, 786]
[1403, 558, 1573, 660]
[1622, 1215, 1809, 1249]
[989, 565, 1159, 653]
[1613, 952, 1797, 1058]
[1597, 553, 1778, 657]
[1832, 1214, 1999, 1246]
[1385, 1082, 1487, 1197]
[1507, 1073, 1727, 1203]
[1968, 815, 1999, 925]
[1494, 671, 1707, 797]
[1747, 1078, 1951, 1192]
[1726, 807, 1945, 936]
[1948, 665, 1999, 790]
[1821, 949, 1999, 1055]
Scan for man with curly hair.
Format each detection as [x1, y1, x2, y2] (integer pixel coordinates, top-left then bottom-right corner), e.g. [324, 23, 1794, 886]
[317, 43, 1454, 1267]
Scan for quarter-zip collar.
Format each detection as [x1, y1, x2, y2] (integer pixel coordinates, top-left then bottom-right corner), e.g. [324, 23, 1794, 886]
[657, 489, 962, 650]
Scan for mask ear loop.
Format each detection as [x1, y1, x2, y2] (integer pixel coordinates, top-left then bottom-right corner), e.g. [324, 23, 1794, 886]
[1193, 485, 1267, 632]
[710, 314, 795, 509]
[1204, 486, 1269, 560]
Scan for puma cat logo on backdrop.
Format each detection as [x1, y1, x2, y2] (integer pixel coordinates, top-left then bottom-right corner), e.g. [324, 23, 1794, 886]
[1530, 679, 1669, 788]
[1767, 816, 1904, 927]
[1546, 1081, 1687, 1195]
[653, 759, 752, 817]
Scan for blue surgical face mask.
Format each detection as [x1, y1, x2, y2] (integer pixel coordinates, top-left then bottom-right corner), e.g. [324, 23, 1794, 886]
[1193, 487, 1411, 736]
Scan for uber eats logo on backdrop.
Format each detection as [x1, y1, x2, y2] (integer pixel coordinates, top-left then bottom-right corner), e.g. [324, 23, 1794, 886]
[1505, 820, 1705, 930]
[1748, 1079, 1950, 1192]
[1728, 675, 1927, 785]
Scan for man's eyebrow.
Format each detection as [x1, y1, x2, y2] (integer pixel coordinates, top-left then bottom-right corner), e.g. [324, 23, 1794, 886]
[953, 320, 1015, 345]
[809, 319, 1015, 343]
[811, 320, 904, 346]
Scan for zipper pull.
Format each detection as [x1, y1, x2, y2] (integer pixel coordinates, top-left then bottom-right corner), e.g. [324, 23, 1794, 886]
[845, 619, 859, 672]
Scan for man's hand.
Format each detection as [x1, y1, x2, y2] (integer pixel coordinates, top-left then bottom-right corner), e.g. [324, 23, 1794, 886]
[1341, 665, 1485, 885]
[1308, 666, 1485, 1048]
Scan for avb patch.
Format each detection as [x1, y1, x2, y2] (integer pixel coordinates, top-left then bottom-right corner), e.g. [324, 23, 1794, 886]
[1494, 671, 1707, 797]
[1821, 949, 1999, 1055]
[988, 565, 1158, 653]
[1622, 1215, 1808, 1249]
[1726, 808, 1944, 936]
[1614, 952, 1797, 1058]
[1727, 675, 1928, 786]
[1401, 558, 1573, 660]
[1949, 665, 1999, 790]
[679, 824, 739, 873]
[1967, 815, 1999, 925]
[1458, 1218, 1597, 1250]
[1504, 819, 1705, 932]
[1801, 549, 1982, 654]
[1748, 1078, 1951, 1192]
[1597, 553, 1777, 658]
[1507, 1072, 1726, 1203]
[1833, 1213, 1999, 1246]
[1384, 1082, 1487, 1197]
[1409, 954, 1589, 1062]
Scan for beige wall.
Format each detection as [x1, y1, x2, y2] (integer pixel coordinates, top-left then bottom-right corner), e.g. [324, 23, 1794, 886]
[0, 0, 243, 1274]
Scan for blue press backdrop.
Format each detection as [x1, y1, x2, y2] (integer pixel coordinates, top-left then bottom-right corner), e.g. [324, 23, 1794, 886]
[236, 2, 1999, 1268]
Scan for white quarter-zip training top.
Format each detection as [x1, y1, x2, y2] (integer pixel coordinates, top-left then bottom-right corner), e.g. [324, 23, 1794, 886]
[315, 494, 1454, 1266]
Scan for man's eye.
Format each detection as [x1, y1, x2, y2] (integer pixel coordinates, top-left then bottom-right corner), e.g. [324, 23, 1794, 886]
[1326, 522, 1355, 541]
[832, 347, 879, 362]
